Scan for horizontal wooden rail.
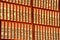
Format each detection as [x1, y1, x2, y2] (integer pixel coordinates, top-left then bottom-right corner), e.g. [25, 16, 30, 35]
[0, 19, 32, 24]
[0, 19, 60, 28]
[33, 7, 60, 12]
[34, 24, 60, 28]
[0, 1, 31, 7]
[1, 39, 14, 40]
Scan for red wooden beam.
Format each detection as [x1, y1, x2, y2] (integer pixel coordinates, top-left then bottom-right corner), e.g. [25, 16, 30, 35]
[34, 24, 60, 28]
[0, 21, 1, 40]
[0, 19, 32, 25]
[58, 0, 60, 11]
[33, 7, 60, 12]
[30, 0, 35, 40]
[0, 1, 31, 8]
[1, 39, 14, 40]
[59, 12, 60, 26]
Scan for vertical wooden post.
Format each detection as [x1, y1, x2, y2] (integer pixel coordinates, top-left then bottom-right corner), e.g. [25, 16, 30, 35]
[30, 0, 35, 40]
[58, 0, 60, 11]
[0, 21, 1, 40]
[59, 12, 60, 26]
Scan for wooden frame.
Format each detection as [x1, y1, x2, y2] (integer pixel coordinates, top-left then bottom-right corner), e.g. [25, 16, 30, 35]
[0, 0, 60, 40]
